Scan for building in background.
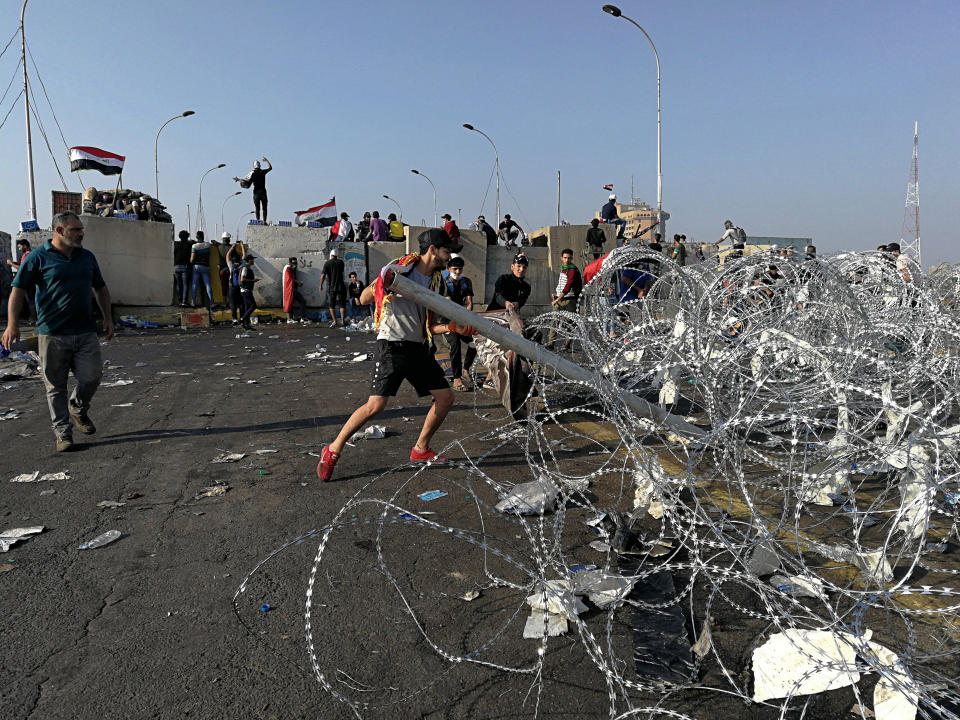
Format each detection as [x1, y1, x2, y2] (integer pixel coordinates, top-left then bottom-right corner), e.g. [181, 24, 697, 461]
[595, 197, 669, 239]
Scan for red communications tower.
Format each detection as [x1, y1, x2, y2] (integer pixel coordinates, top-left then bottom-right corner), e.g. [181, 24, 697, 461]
[899, 121, 921, 267]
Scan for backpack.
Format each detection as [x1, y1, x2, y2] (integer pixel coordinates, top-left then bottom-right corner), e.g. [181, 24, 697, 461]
[239, 178, 251, 189]
[736, 227, 747, 244]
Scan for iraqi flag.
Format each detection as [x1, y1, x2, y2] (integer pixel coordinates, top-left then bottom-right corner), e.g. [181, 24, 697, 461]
[68, 146, 125, 175]
[602, 183, 614, 191]
[295, 197, 337, 226]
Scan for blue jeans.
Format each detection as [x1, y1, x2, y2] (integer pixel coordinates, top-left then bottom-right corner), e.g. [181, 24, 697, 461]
[606, 218, 627, 238]
[348, 300, 370, 318]
[173, 265, 188, 304]
[191, 265, 213, 307]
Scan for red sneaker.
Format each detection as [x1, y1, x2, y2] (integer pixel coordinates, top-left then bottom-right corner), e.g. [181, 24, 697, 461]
[317, 445, 340, 481]
[410, 446, 449, 464]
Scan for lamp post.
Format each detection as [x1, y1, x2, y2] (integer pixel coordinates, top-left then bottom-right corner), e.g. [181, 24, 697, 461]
[154, 110, 195, 199]
[197, 163, 226, 231]
[382, 194, 402, 220]
[221, 191, 241, 236]
[462, 123, 499, 223]
[410, 169, 437, 227]
[236, 210, 255, 243]
[20, 0, 36, 223]
[602, 4, 661, 227]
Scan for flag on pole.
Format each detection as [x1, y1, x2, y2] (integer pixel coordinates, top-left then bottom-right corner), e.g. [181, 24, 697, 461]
[602, 184, 614, 192]
[295, 197, 337, 226]
[68, 146, 125, 175]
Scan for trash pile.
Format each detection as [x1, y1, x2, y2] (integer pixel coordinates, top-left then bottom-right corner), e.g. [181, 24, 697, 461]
[0, 350, 40, 381]
[235, 248, 960, 719]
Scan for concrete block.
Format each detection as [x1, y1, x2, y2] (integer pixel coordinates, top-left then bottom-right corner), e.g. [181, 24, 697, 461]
[80, 215, 174, 306]
[244, 224, 331, 258]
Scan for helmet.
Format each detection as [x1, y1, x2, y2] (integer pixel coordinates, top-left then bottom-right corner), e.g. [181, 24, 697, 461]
[221, 231, 231, 241]
[608, 193, 616, 200]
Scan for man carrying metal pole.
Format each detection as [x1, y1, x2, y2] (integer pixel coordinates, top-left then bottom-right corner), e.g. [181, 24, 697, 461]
[317, 228, 476, 481]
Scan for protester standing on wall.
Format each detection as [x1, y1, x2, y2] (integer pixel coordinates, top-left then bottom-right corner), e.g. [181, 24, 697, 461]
[585, 218, 606, 260]
[2, 212, 113, 452]
[233, 157, 272, 223]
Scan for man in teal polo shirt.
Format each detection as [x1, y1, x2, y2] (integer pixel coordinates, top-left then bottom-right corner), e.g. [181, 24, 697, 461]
[2, 212, 114, 451]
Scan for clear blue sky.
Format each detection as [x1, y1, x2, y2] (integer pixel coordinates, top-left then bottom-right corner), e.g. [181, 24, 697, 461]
[1, 0, 958, 263]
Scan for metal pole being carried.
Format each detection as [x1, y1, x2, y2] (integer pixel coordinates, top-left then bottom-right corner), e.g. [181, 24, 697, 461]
[384, 270, 706, 439]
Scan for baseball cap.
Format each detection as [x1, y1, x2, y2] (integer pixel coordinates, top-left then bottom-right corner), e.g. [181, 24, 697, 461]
[329, 248, 338, 257]
[513, 252, 529, 266]
[417, 227, 463, 253]
[441, 213, 452, 220]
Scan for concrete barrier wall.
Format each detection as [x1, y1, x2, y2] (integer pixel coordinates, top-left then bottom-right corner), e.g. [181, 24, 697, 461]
[80, 215, 174, 306]
[528, 224, 618, 269]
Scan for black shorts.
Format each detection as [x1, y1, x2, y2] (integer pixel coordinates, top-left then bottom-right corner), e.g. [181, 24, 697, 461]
[371, 339, 449, 397]
[328, 287, 346, 307]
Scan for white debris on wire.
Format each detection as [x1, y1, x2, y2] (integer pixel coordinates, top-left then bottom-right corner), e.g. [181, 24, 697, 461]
[232, 249, 960, 719]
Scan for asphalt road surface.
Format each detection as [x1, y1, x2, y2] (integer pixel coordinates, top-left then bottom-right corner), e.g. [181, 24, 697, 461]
[0, 323, 909, 720]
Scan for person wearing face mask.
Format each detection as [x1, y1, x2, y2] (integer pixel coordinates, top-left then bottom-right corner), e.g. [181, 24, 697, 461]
[3, 212, 114, 452]
[233, 157, 272, 222]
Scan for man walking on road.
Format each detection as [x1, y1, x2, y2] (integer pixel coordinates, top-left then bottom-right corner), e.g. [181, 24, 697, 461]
[320, 248, 347, 328]
[317, 228, 475, 481]
[2, 212, 114, 452]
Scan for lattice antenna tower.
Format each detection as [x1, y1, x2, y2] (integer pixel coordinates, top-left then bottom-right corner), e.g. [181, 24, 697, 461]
[899, 121, 921, 266]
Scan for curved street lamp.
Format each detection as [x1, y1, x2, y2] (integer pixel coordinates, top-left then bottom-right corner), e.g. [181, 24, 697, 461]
[602, 4, 662, 227]
[220, 190, 242, 237]
[236, 210, 255, 243]
[154, 110, 195, 199]
[382, 193, 402, 220]
[197, 163, 226, 231]
[462, 123, 500, 223]
[410, 169, 437, 227]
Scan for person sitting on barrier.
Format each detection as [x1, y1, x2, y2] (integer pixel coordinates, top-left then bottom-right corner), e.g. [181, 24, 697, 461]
[316, 228, 473, 481]
[369, 211, 389, 243]
[388, 213, 405, 241]
[477, 215, 497, 246]
[600, 194, 626, 239]
[498, 214, 524, 246]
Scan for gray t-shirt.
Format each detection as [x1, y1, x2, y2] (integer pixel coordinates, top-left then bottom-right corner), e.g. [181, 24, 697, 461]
[377, 265, 434, 343]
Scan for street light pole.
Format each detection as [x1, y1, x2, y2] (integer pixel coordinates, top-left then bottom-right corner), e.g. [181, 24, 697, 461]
[20, 0, 36, 223]
[154, 110, 195, 199]
[197, 163, 226, 231]
[462, 123, 499, 223]
[602, 4, 661, 227]
[221, 191, 241, 236]
[236, 210, 255, 244]
[382, 194, 402, 220]
[410, 169, 437, 227]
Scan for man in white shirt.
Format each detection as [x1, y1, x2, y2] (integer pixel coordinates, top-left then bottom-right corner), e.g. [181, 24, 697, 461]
[336, 212, 354, 242]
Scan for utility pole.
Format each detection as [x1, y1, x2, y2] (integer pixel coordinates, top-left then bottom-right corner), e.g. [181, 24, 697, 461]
[20, 0, 37, 224]
[899, 121, 921, 267]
